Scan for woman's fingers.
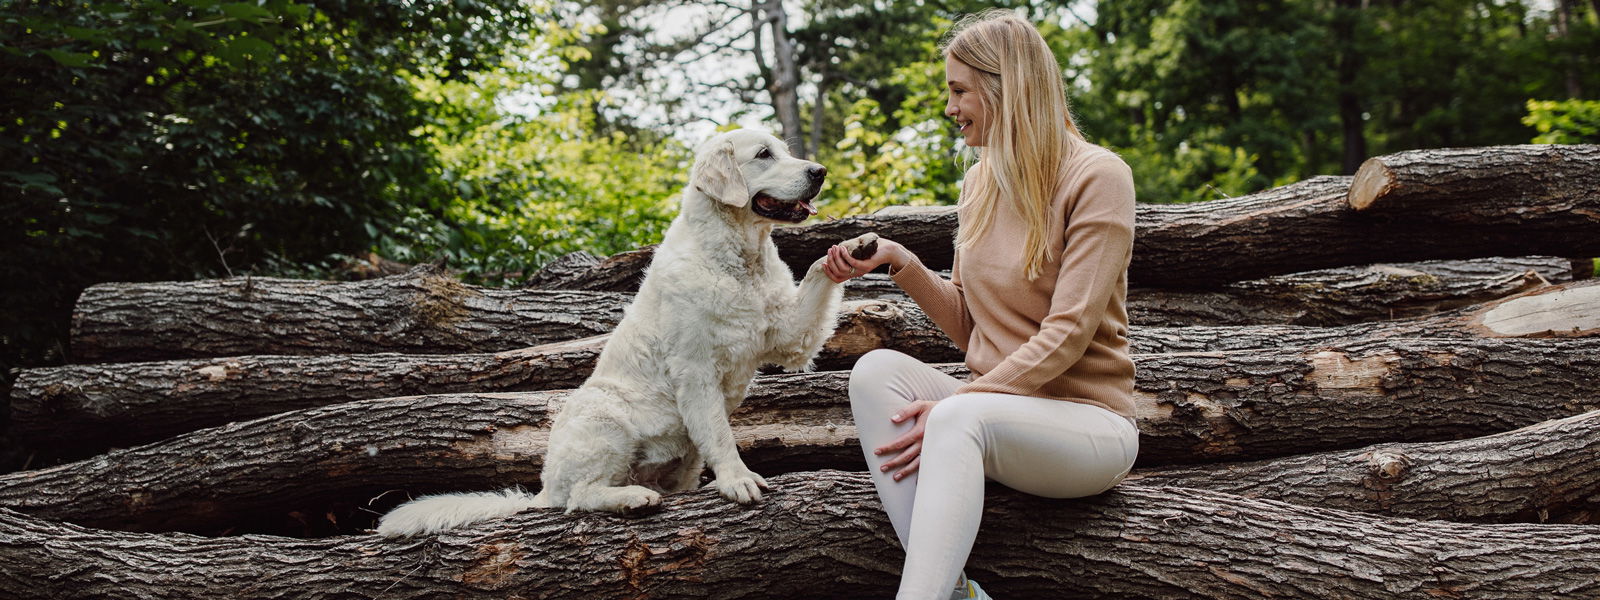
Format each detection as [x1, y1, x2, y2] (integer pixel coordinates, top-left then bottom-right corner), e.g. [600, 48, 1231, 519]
[894, 455, 921, 480]
[881, 440, 921, 472]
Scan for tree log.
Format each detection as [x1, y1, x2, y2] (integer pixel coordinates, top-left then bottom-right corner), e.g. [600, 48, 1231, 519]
[539, 252, 1573, 327]
[1, 472, 1598, 599]
[69, 268, 631, 362]
[5, 337, 1596, 536]
[60, 266, 1598, 365]
[1137, 409, 1600, 524]
[19, 281, 1600, 453]
[1350, 144, 1600, 214]
[1135, 277, 1600, 353]
[1129, 255, 1566, 326]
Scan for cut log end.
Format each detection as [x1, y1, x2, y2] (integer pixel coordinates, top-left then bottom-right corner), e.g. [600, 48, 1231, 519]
[1347, 157, 1395, 211]
[1480, 284, 1600, 337]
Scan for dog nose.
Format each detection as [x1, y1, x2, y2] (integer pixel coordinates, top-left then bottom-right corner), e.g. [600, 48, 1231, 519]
[808, 165, 827, 182]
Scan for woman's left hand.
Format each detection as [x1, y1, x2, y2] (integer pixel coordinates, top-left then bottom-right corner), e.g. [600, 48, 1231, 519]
[875, 400, 937, 480]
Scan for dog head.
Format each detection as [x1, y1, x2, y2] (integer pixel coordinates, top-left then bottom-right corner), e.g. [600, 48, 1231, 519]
[691, 129, 827, 224]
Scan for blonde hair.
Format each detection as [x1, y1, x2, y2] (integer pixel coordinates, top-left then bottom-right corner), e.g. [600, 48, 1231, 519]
[943, 9, 1084, 281]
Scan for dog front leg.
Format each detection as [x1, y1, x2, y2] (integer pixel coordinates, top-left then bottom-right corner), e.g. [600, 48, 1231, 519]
[763, 233, 876, 370]
[672, 368, 766, 504]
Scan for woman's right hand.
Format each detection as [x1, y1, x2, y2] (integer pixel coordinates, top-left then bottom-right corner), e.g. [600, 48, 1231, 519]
[823, 237, 906, 283]
[875, 399, 937, 480]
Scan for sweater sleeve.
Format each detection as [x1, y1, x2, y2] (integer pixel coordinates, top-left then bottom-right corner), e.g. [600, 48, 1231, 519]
[956, 154, 1135, 396]
[889, 249, 974, 352]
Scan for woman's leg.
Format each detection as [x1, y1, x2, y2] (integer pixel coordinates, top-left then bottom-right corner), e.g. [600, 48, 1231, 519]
[896, 393, 1139, 600]
[849, 349, 965, 547]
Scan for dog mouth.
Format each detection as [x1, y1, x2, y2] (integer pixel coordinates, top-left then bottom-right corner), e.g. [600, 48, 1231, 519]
[751, 192, 819, 223]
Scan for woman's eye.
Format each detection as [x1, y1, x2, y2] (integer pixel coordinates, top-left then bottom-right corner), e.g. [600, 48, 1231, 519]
[756, 147, 772, 159]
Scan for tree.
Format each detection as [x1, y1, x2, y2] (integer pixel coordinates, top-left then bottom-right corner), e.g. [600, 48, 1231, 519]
[0, 0, 539, 374]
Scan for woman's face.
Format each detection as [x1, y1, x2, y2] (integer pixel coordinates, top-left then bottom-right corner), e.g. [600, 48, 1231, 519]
[945, 57, 990, 147]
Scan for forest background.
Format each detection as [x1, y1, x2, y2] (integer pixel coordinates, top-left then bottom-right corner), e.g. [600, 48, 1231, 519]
[2, 0, 1598, 407]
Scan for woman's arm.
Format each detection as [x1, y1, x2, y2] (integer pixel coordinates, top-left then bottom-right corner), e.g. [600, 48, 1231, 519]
[825, 238, 974, 349]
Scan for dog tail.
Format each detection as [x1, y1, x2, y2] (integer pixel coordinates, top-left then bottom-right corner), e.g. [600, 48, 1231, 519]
[376, 488, 549, 537]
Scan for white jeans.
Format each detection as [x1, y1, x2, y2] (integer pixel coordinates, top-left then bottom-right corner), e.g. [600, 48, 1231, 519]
[849, 349, 1140, 599]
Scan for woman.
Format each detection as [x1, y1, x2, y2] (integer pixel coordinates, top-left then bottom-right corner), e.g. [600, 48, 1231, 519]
[822, 9, 1140, 600]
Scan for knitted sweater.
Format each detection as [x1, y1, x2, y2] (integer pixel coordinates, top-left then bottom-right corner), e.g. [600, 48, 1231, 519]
[890, 145, 1136, 418]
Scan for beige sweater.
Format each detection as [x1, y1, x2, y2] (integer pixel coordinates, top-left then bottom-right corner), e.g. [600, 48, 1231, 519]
[891, 145, 1136, 418]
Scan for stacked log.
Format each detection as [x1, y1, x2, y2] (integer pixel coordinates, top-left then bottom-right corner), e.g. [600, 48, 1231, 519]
[3, 144, 1599, 599]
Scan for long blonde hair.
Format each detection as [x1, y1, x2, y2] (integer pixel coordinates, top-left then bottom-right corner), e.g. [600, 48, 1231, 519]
[943, 9, 1084, 281]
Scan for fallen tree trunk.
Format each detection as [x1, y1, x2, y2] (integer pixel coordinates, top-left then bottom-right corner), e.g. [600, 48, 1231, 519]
[1, 471, 1597, 600]
[1349, 144, 1600, 214]
[1129, 256, 1564, 327]
[1136, 409, 1600, 524]
[69, 268, 631, 363]
[19, 281, 1599, 453]
[1136, 277, 1600, 353]
[536, 253, 1571, 327]
[59, 267, 1599, 365]
[767, 145, 1600, 287]
[5, 337, 1596, 535]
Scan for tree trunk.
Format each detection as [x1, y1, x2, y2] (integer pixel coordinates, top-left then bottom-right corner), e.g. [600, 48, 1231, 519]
[5, 337, 1596, 536]
[2, 472, 1598, 600]
[64, 264, 1595, 364]
[1136, 409, 1600, 524]
[1349, 145, 1600, 214]
[23, 280, 1599, 453]
[69, 268, 630, 362]
[1134, 277, 1600, 354]
[1129, 255, 1564, 326]
[756, 0, 806, 157]
[541, 144, 1600, 287]
[523, 246, 654, 293]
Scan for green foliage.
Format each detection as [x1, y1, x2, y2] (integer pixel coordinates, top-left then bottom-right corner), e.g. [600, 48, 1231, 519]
[1524, 99, 1600, 143]
[0, 0, 537, 370]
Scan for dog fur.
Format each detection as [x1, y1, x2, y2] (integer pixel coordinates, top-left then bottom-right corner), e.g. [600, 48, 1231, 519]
[377, 129, 872, 537]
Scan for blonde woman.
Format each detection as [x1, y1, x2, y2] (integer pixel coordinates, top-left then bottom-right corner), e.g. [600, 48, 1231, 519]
[822, 9, 1139, 599]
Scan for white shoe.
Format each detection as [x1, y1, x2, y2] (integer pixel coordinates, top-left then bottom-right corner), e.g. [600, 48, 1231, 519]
[951, 574, 993, 599]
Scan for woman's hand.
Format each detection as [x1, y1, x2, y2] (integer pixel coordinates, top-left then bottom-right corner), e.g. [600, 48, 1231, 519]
[823, 237, 907, 283]
[874, 399, 937, 480]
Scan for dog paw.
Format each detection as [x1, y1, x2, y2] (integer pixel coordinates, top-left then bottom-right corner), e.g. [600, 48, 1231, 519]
[713, 470, 769, 504]
[840, 232, 880, 261]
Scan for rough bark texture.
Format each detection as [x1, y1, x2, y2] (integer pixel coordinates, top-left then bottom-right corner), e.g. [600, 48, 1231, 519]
[18, 281, 1599, 454]
[1135, 410, 1600, 524]
[5, 337, 1596, 537]
[2, 472, 1598, 600]
[1129, 255, 1566, 326]
[1349, 144, 1600, 213]
[70, 268, 630, 362]
[548, 254, 1571, 327]
[523, 247, 653, 293]
[13, 300, 958, 454]
[1134, 277, 1600, 354]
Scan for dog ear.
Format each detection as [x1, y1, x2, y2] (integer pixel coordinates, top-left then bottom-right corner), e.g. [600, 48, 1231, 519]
[692, 141, 749, 208]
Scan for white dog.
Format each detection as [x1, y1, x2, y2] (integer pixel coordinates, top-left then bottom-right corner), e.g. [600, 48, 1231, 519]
[377, 129, 876, 536]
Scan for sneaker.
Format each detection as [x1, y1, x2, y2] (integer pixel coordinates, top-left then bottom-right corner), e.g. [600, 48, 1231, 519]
[951, 573, 994, 600]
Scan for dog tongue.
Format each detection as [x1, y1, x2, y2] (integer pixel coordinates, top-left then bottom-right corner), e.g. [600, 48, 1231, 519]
[799, 199, 817, 215]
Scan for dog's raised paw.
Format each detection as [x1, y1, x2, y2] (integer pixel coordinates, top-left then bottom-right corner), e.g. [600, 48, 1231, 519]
[844, 233, 880, 261]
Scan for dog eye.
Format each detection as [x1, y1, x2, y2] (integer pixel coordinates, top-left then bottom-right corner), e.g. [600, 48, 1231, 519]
[755, 147, 773, 160]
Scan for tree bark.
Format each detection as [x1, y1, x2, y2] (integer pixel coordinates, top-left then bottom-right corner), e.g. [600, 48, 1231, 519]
[1349, 144, 1600, 214]
[5, 337, 1596, 536]
[65, 264, 1596, 364]
[69, 268, 630, 362]
[2, 472, 1599, 600]
[523, 247, 652, 293]
[1134, 277, 1600, 354]
[23, 280, 1600, 453]
[534, 144, 1600, 288]
[1136, 409, 1600, 524]
[1128, 255, 1566, 327]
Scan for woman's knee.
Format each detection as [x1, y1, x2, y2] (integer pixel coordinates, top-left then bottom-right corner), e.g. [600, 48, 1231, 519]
[848, 349, 915, 405]
[924, 394, 988, 438]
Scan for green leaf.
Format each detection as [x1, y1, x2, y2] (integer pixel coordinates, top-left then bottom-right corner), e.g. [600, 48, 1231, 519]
[219, 3, 273, 21]
[40, 49, 95, 68]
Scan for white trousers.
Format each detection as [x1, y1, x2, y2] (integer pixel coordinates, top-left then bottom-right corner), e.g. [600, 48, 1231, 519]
[849, 349, 1140, 599]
